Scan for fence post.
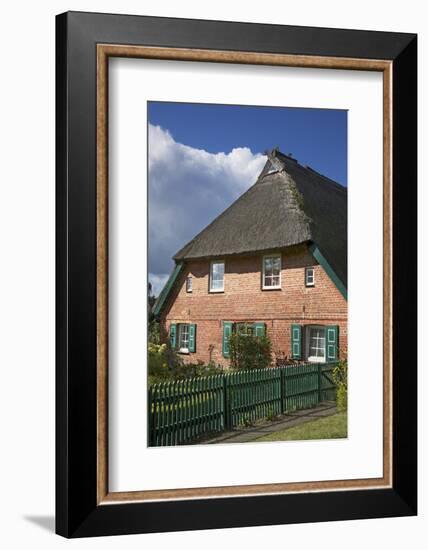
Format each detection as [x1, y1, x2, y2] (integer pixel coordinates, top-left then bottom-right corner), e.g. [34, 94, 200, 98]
[148, 386, 152, 446]
[280, 368, 284, 414]
[318, 364, 322, 404]
[223, 375, 229, 430]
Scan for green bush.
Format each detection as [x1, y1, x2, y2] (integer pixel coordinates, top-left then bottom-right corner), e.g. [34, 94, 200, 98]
[332, 358, 348, 412]
[166, 360, 224, 381]
[148, 342, 224, 386]
[229, 331, 272, 371]
[148, 342, 174, 385]
[148, 319, 160, 344]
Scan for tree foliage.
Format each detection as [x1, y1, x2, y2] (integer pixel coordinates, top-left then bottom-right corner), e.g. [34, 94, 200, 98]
[332, 357, 348, 412]
[229, 331, 272, 371]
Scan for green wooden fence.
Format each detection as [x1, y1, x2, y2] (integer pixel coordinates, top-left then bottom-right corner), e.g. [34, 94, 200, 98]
[148, 362, 337, 446]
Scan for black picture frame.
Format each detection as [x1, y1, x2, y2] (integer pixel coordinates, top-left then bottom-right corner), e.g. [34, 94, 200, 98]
[56, 11, 417, 538]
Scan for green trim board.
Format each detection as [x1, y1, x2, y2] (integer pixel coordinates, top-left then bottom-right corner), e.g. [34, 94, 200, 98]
[222, 322, 233, 358]
[169, 323, 177, 348]
[152, 262, 184, 317]
[308, 243, 347, 301]
[291, 323, 302, 359]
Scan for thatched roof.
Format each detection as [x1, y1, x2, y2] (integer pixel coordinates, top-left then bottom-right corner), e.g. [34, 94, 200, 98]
[173, 149, 347, 288]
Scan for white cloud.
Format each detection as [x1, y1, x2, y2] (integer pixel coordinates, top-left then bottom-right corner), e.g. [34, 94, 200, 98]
[148, 124, 266, 290]
[149, 273, 170, 297]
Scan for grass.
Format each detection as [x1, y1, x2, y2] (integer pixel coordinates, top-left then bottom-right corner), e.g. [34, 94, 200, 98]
[255, 412, 347, 442]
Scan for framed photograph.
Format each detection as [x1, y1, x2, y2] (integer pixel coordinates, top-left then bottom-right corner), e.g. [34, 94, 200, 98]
[56, 11, 417, 538]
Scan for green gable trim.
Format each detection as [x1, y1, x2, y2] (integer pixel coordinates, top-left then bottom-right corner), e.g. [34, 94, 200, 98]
[152, 263, 184, 318]
[309, 243, 347, 301]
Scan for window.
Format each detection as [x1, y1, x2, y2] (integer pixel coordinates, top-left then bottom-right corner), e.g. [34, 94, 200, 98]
[222, 322, 266, 358]
[170, 323, 197, 353]
[305, 267, 315, 287]
[210, 260, 224, 292]
[186, 276, 193, 292]
[235, 322, 254, 336]
[178, 324, 190, 352]
[262, 254, 281, 289]
[306, 326, 326, 363]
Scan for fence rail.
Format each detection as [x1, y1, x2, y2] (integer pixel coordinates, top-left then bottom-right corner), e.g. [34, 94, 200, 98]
[148, 362, 337, 446]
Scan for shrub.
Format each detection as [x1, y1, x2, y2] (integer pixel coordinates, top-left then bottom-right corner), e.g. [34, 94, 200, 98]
[148, 343, 224, 386]
[229, 331, 272, 371]
[148, 342, 173, 385]
[148, 319, 160, 344]
[332, 357, 348, 412]
[167, 360, 224, 381]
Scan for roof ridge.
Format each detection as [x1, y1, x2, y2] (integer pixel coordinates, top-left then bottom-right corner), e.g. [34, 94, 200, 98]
[275, 149, 346, 192]
[278, 170, 313, 230]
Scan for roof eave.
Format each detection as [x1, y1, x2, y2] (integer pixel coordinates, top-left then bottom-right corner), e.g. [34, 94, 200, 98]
[308, 242, 347, 301]
[152, 262, 184, 318]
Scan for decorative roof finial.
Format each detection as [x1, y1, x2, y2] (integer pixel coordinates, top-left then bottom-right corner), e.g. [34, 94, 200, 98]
[265, 147, 284, 171]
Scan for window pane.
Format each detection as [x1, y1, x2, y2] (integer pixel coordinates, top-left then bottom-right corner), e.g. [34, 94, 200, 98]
[186, 276, 192, 291]
[263, 256, 281, 287]
[272, 256, 281, 274]
[264, 256, 281, 287]
[211, 262, 224, 290]
[309, 327, 325, 359]
[180, 324, 189, 348]
[212, 262, 224, 276]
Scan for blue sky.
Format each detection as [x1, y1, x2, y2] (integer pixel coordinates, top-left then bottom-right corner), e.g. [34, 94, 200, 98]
[149, 102, 347, 186]
[148, 102, 347, 296]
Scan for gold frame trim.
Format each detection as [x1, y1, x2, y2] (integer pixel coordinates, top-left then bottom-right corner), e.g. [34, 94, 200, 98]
[96, 44, 392, 504]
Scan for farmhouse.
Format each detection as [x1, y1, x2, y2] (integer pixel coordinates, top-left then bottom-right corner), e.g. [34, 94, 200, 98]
[153, 148, 347, 367]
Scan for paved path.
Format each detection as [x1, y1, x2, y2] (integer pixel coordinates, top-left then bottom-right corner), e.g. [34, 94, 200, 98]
[204, 402, 337, 444]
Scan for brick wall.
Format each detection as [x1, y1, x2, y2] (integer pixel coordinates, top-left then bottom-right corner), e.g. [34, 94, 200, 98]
[159, 244, 347, 367]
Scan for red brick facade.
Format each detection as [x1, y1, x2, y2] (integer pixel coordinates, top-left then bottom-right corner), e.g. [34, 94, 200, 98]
[159, 244, 347, 367]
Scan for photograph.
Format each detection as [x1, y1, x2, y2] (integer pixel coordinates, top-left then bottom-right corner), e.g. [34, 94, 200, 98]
[147, 101, 348, 446]
[0, 1, 420, 544]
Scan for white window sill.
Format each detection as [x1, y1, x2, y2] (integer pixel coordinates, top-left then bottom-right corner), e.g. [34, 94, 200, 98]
[178, 348, 190, 355]
[209, 288, 224, 293]
[262, 286, 282, 290]
[307, 357, 326, 363]
[306, 283, 315, 287]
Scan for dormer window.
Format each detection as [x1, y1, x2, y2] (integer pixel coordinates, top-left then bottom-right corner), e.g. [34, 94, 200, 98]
[262, 254, 281, 289]
[305, 267, 315, 287]
[209, 261, 224, 292]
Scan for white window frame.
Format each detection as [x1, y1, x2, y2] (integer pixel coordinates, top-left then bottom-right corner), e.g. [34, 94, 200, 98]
[262, 254, 282, 290]
[186, 276, 193, 293]
[209, 260, 225, 293]
[178, 323, 190, 354]
[305, 325, 326, 363]
[235, 322, 254, 337]
[305, 266, 315, 287]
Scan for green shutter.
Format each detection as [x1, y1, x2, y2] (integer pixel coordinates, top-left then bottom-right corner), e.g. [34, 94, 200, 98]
[253, 323, 266, 337]
[326, 325, 339, 361]
[188, 324, 196, 352]
[169, 323, 177, 349]
[291, 324, 302, 359]
[223, 322, 233, 358]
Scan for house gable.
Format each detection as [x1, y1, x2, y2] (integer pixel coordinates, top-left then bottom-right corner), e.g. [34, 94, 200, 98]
[158, 244, 347, 322]
[173, 149, 347, 290]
